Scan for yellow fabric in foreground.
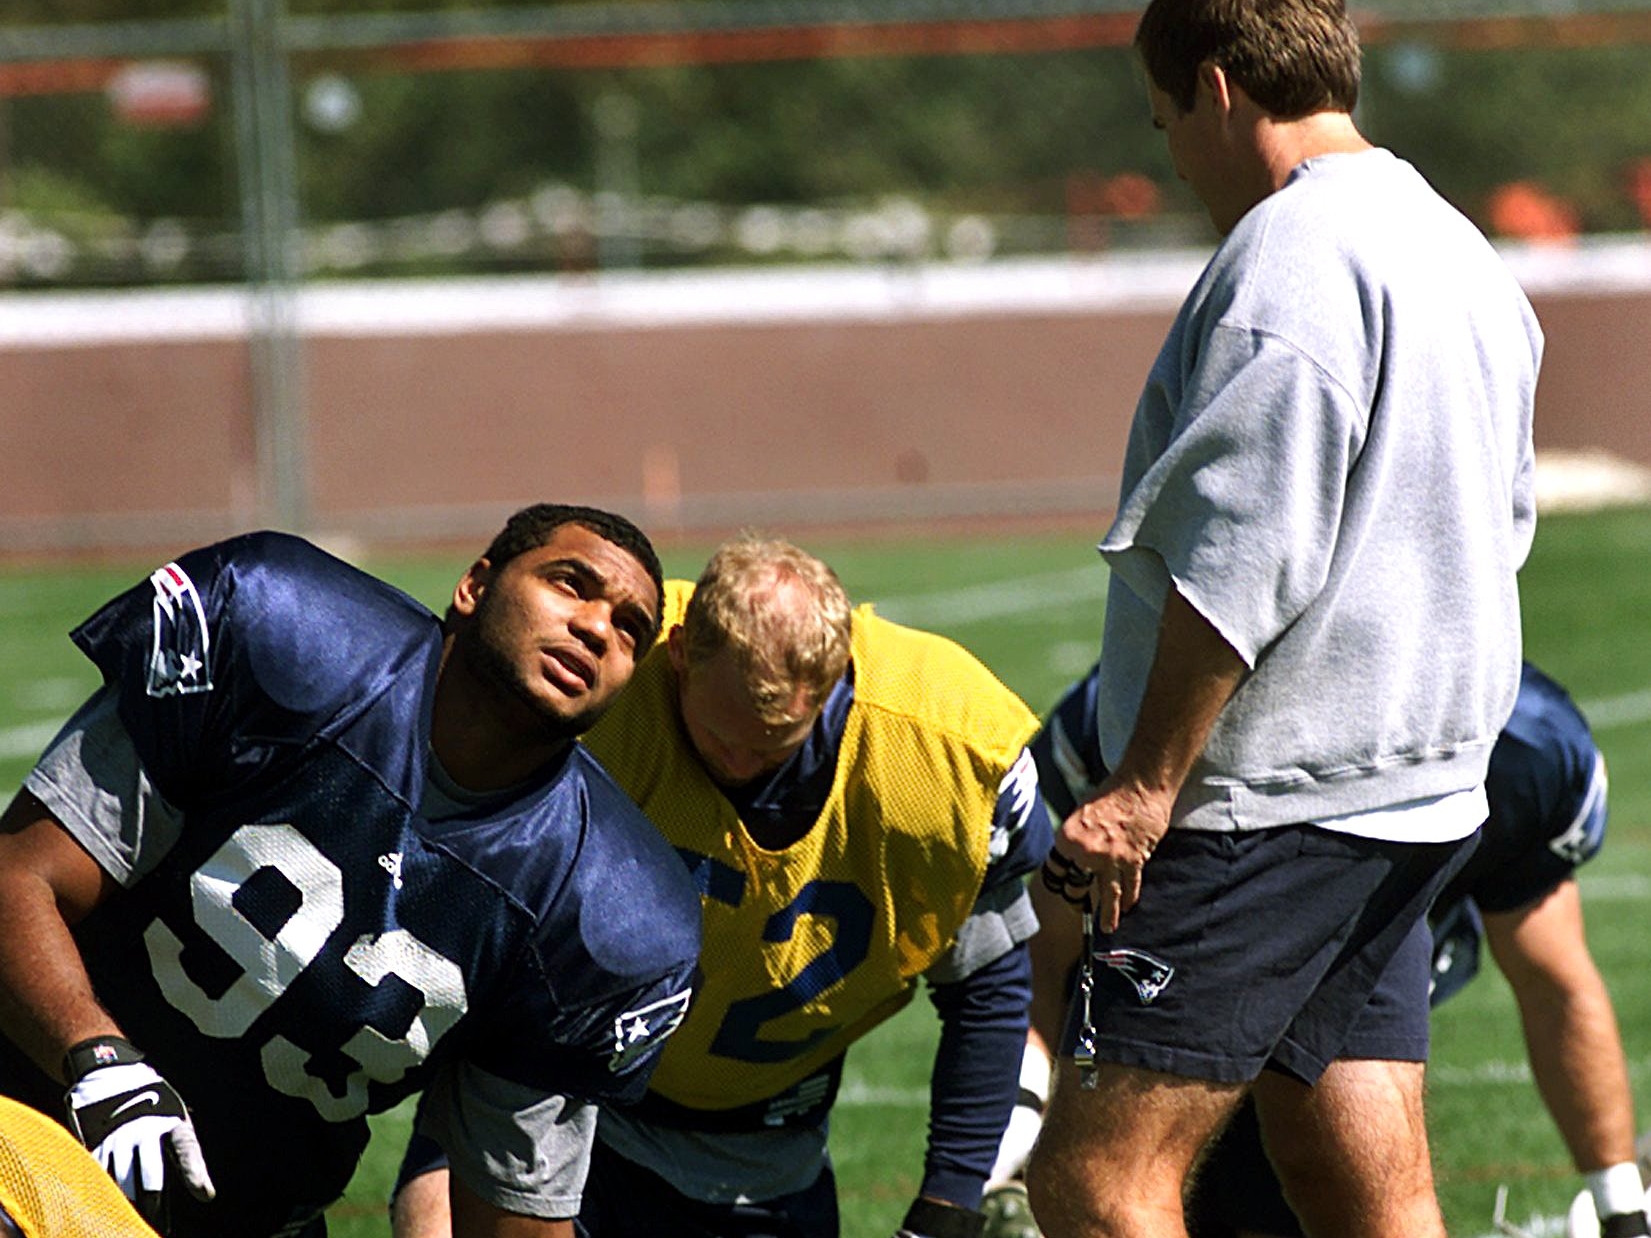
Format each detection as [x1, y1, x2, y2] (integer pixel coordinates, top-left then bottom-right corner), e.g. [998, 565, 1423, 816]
[0, 1097, 158, 1238]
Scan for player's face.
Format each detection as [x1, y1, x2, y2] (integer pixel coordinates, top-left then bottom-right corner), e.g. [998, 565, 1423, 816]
[669, 639, 819, 788]
[454, 524, 660, 742]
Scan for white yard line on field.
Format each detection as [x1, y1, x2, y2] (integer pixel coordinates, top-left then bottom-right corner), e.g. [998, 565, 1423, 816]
[1580, 873, 1651, 901]
[1580, 686, 1651, 732]
[870, 565, 1105, 628]
[0, 719, 64, 761]
[837, 1079, 928, 1108]
[871, 565, 1651, 737]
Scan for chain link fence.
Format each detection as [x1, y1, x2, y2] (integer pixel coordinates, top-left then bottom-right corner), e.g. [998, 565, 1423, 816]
[1, 2, 1649, 550]
[2, 2, 1650, 287]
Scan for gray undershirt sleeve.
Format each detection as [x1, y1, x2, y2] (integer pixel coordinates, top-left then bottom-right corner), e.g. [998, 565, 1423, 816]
[416, 1061, 598, 1219]
[21, 686, 184, 887]
[925, 879, 1038, 986]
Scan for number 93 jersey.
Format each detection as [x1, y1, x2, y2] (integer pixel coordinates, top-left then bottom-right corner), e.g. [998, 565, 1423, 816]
[6, 532, 699, 1236]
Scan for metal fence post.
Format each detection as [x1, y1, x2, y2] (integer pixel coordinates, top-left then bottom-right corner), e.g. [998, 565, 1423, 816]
[230, 0, 308, 535]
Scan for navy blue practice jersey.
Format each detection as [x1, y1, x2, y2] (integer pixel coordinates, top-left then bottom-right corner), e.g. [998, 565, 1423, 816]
[0, 532, 699, 1237]
[1028, 662, 1107, 825]
[1428, 661, 1607, 1004]
[1031, 660, 1606, 1009]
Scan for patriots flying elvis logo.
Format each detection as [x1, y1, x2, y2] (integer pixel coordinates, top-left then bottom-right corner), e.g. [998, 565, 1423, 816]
[608, 989, 693, 1073]
[1546, 752, 1607, 866]
[1098, 948, 1175, 1005]
[146, 562, 214, 698]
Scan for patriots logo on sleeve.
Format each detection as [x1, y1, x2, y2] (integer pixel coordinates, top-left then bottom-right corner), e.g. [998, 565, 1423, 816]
[990, 748, 1043, 861]
[608, 989, 693, 1073]
[145, 562, 214, 698]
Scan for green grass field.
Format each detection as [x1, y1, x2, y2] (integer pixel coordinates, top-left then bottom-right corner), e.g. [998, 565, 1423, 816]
[3, 507, 1649, 1237]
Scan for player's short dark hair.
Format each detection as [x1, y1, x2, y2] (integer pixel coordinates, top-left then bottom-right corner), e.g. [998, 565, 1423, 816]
[481, 503, 665, 643]
[1135, 0, 1361, 118]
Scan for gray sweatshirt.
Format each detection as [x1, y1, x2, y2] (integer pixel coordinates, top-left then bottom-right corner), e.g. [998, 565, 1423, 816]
[1097, 149, 1541, 836]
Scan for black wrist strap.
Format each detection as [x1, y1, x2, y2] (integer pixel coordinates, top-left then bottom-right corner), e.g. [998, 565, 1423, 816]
[63, 1035, 146, 1084]
[1603, 1212, 1651, 1238]
[1014, 1086, 1046, 1114]
[901, 1198, 985, 1238]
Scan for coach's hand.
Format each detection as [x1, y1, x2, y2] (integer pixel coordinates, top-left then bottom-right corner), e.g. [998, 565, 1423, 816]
[64, 1035, 217, 1228]
[895, 1196, 986, 1238]
[1041, 777, 1170, 933]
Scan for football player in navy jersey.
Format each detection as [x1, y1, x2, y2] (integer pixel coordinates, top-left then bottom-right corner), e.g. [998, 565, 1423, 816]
[394, 535, 1053, 1238]
[0, 504, 702, 1238]
[981, 660, 1648, 1238]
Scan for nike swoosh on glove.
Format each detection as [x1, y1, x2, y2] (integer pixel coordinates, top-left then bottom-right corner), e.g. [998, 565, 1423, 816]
[64, 1038, 216, 1229]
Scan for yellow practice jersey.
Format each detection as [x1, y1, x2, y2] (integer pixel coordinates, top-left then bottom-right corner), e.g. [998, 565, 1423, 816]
[585, 582, 1038, 1112]
[0, 1097, 159, 1238]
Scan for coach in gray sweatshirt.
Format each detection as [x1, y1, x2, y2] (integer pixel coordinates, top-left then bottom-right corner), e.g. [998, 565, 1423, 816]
[1029, 4, 1541, 1238]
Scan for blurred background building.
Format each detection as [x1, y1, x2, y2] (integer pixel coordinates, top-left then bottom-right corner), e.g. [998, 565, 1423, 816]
[2, 0, 1649, 555]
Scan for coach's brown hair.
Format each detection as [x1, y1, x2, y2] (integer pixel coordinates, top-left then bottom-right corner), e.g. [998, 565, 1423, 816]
[1135, 0, 1361, 118]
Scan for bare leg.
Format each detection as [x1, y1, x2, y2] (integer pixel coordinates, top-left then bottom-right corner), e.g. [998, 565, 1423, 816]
[1252, 1059, 1444, 1238]
[392, 1167, 453, 1238]
[1027, 1058, 1242, 1238]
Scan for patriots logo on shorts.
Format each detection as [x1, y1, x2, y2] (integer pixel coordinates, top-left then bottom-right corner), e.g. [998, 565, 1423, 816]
[1098, 948, 1174, 1005]
[608, 989, 692, 1073]
[146, 562, 214, 698]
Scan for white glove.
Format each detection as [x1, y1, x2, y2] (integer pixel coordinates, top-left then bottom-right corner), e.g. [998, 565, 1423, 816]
[64, 1040, 216, 1228]
[986, 1043, 1052, 1189]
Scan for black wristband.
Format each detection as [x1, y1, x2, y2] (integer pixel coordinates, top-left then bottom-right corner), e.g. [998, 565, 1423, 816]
[63, 1035, 146, 1084]
[901, 1198, 986, 1238]
[1603, 1212, 1651, 1238]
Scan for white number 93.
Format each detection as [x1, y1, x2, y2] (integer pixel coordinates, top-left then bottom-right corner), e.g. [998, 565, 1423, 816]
[143, 823, 468, 1120]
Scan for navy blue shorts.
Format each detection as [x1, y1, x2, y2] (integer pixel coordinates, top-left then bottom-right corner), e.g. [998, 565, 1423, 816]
[577, 1137, 839, 1238]
[1061, 822, 1479, 1085]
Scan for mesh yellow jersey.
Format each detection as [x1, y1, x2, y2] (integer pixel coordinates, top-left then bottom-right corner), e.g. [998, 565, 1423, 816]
[585, 582, 1038, 1111]
[0, 1097, 159, 1238]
